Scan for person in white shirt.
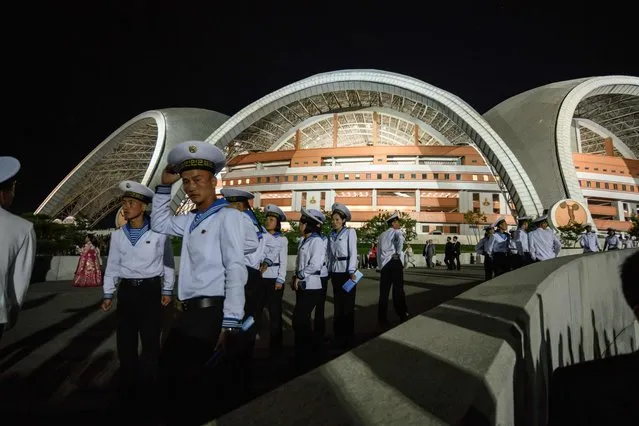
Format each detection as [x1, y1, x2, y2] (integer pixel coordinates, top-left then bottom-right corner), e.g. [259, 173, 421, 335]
[292, 208, 327, 371]
[259, 204, 288, 351]
[100, 180, 175, 400]
[578, 223, 601, 253]
[604, 228, 620, 251]
[0, 157, 36, 343]
[512, 216, 532, 269]
[475, 226, 494, 281]
[528, 215, 561, 262]
[486, 217, 512, 277]
[220, 188, 264, 395]
[327, 203, 358, 348]
[152, 141, 247, 424]
[376, 212, 409, 326]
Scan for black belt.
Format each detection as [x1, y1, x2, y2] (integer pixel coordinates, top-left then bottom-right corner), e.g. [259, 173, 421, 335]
[176, 296, 224, 312]
[336, 256, 349, 261]
[268, 263, 280, 266]
[121, 276, 160, 287]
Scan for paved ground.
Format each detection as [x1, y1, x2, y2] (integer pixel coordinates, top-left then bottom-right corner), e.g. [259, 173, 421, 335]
[0, 266, 484, 424]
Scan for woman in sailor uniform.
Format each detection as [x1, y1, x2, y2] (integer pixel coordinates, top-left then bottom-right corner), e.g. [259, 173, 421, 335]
[327, 202, 358, 348]
[101, 180, 175, 399]
[260, 204, 289, 350]
[292, 208, 327, 369]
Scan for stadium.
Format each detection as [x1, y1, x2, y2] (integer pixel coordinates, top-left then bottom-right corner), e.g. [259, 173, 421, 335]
[35, 70, 639, 242]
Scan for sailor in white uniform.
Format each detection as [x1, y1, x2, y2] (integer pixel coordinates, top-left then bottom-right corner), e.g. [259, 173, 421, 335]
[579, 223, 601, 253]
[327, 202, 358, 347]
[377, 212, 409, 325]
[475, 225, 494, 281]
[259, 204, 288, 350]
[528, 215, 561, 262]
[604, 228, 620, 251]
[151, 141, 247, 423]
[315, 232, 329, 346]
[0, 157, 36, 342]
[101, 180, 175, 398]
[292, 208, 327, 370]
[486, 216, 512, 277]
[512, 216, 532, 269]
[220, 188, 264, 393]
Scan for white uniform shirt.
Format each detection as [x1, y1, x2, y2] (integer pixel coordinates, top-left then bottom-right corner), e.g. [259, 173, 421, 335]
[241, 212, 263, 270]
[529, 228, 561, 261]
[0, 207, 36, 327]
[377, 227, 405, 269]
[102, 223, 175, 298]
[327, 227, 358, 274]
[262, 232, 288, 284]
[151, 187, 247, 327]
[487, 231, 510, 256]
[513, 229, 529, 254]
[605, 235, 620, 250]
[579, 232, 600, 253]
[320, 236, 329, 278]
[295, 233, 325, 290]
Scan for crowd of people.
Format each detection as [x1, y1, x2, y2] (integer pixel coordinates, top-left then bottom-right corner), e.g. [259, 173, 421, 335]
[1, 151, 637, 424]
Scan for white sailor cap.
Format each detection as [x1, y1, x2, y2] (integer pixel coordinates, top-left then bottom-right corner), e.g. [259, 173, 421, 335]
[168, 141, 226, 175]
[220, 188, 254, 202]
[517, 216, 532, 222]
[533, 215, 548, 224]
[265, 204, 286, 221]
[493, 216, 507, 227]
[386, 211, 400, 224]
[331, 203, 352, 221]
[300, 207, 324, 225]
[0, 156, 20, 185]
[119, 180, 154, 203]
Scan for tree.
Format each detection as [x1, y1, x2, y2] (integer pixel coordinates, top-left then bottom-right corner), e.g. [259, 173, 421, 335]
[357, 211, 417, 245]
[628, 214, 639, 239]
[557, 221, 585, 248]
[21, 212, 89, 255]
[282, 210, 333, 251]
[463, 210, 487, 244]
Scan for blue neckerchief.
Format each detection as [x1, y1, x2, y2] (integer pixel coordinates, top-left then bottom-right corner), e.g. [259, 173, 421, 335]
[123, 217, 150, 246]
[300, 232, 320, 249]
[330, 227, 348, 241]
[272, 231, 281, 238]
[244, 209, 264, 240]
[189, 199, 229, 233]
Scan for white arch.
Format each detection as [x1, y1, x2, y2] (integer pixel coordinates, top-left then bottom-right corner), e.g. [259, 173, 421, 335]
[556, 76, 639, 204]
[35, 110, 167, 216]
[268, 106, 454, 151]
[205, 69, 544, 216]
[573, 118, 637, 159]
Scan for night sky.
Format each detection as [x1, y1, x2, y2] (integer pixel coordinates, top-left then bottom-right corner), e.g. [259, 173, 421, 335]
[6, 0, 637, 215]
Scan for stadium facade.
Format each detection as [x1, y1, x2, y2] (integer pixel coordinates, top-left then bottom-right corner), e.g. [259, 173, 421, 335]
[35, 70, 639, 240]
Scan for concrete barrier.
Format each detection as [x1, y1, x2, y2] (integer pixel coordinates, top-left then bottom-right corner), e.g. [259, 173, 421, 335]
[209, 249, 638, 426]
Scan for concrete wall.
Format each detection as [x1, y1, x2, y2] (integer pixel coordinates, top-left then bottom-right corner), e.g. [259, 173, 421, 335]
[43, 248, 587, 281]
[210, 249, 638, 426]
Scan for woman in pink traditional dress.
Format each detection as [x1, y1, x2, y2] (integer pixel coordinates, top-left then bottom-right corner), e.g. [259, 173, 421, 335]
[73, 235, 103, 287]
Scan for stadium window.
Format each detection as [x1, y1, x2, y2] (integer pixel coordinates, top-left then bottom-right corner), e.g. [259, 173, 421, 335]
[595, 182, 600, 188]
[377, 173, 382, 179]
[622, 184, 627, 191]
[303, 176, 308, 181]
[444, 173, 450, 180]
[245, 179, 250, 184]
[230, 180, 234, 185]
[586, 181, 591, 187]
[613, 184, 618, 190]
[293, 175, 299, 181]
[266, 177, 271, 183]
[411, 173, 416, 179]
[604, 183, 609, 189]
[389, 173, 394, 179]
[344, 174, 350, 180]
[433, 173, 439, 179]
[456, 174, 461, 180]
[422, 173, 427, 179]
[312, 175, 318, 181]
[483, 175, 489, 181]
[355, 174, 360, 180]
[257, 177, 262, 183]
[399, 174, 405, 179]
[472, 175, 478, 181]
[366, 173, 371, 179]
[334, 174, 339, 180]
[323, 175, 327, 180]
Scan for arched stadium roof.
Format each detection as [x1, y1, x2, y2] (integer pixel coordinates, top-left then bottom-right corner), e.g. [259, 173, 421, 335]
[35, 108, 229, 226]
[484, 75, 639, 211]
[204, 69, 544, 217]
